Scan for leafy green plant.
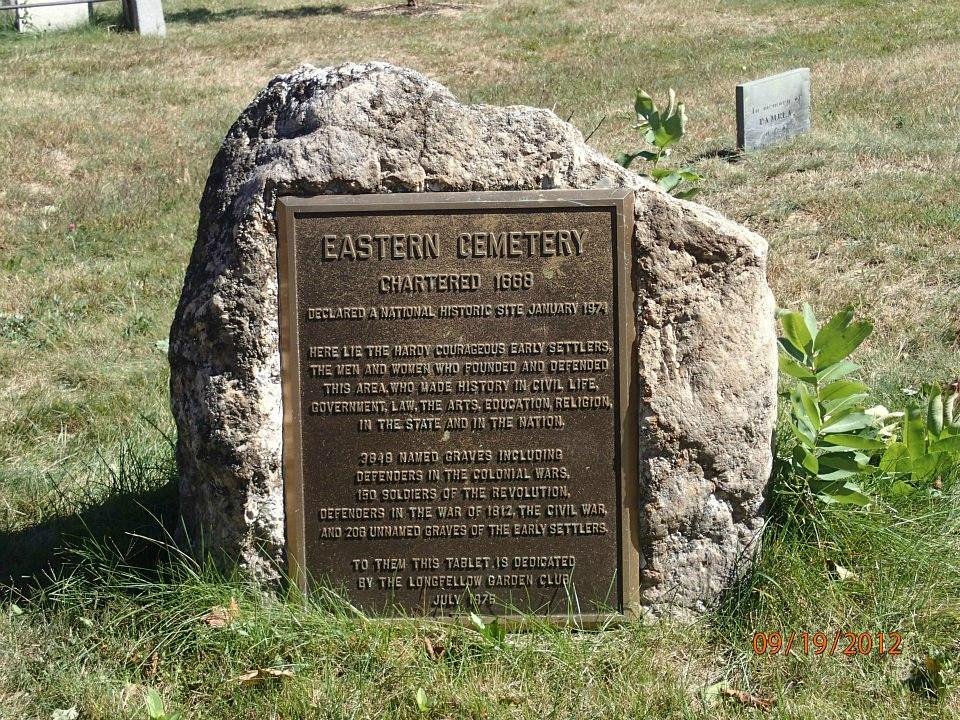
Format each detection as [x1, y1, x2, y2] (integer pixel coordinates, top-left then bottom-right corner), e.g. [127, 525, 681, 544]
[413, 687, 431, 714]
[777, 304, 881, 505]
[881, 381, 960, 492]
[468, 612, 506, 644]
[615, 89, 701, 198]
[145, 689, 181, 720]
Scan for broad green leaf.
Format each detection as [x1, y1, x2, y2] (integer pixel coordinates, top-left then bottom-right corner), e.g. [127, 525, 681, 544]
[677, 168, 701, 182]
[780, 310, 813, 354]
[615, 149, 660, 168]
[662, 101, 686, 144]
[818, 451, 869, 473]
[816, 469, 858, 481]
[821, 380, 869, 404]
[809, 479, 871, 506]
[778, 336, 805, 361]
[904, 404, 926, 459]
[801, 303, 818, 343]
[818, 448, 874, 471]
[800, 386, 821, 430]
[415, 687, 430, 713]
[796, 414, 818, 440]
[818, 444, 863, 454]
[791, 386, 821, 431]
[666, 88, 677, 119]
[928, 393, 944, 436]
[946, 393, 959, 429]
[910, 453, 942, 482]
[816, 360, 860, 384]
[789, 419, 816, 448]
[777, 351, 817, 385]
[634, 90, 655, 120]
[651, 119, 676, 148]
[930, 434, 960, 453]
[792, 444, 818, 474]
[652, 127, 675, 148]
[673, 187, 701, 200]
[821, 412, 872, 434]
[813, 308, 872, 369]
[835, 481, 872, 506]
[814, 306, 853, 342]
[657, 173, 683, 193]
[822, 393, 871, 417]
[815, 320, 872, 368]
[145, 690, 165, 720]
[487, 617, 506, 642]
[879, 442, 912, 474]
[822, 433, 887, 451]
[890, 479, 916, 497]
[822, 404, 860, 427]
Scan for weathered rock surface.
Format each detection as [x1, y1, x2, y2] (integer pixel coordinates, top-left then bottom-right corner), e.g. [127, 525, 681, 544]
[169, 61, 777, 614]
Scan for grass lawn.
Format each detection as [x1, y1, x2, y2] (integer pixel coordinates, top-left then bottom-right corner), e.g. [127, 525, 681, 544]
[1, 0, 959, 717]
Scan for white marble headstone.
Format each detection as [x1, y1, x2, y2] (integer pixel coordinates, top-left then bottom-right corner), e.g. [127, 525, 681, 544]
[736, 68, 811, 150]
[122, 0, 165, 36]
[11, 0, 89, 32]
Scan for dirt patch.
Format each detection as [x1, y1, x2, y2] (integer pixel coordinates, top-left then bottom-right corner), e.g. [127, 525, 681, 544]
[784, 209, 821, 234]
[43, 149, 76, 177]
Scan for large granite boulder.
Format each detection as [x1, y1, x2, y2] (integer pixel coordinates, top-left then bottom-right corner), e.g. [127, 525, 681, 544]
[169, 61, 777, 615]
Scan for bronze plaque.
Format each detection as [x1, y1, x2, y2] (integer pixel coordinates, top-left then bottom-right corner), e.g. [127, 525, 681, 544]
[277, 189, 639, 621]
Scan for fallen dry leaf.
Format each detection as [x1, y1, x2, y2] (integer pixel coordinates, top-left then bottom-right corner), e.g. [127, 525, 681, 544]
[827, 560, 858, 582]
[231, 667, 296, 685]
[721, 688, 775, 712]
[424, 635, 446, 661]
[147, 652, 159, 678]
[201, 597, 240, 628]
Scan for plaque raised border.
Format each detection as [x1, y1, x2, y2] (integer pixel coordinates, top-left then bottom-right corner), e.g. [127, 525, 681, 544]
[276, 189, 640, 623]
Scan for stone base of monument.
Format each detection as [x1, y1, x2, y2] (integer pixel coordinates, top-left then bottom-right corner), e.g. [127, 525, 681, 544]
[10, 0, 89, 32]
[169, 62, 777, 618]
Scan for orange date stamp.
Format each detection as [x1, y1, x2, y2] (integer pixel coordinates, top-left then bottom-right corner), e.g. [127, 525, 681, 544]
[752, 631, 903, 657]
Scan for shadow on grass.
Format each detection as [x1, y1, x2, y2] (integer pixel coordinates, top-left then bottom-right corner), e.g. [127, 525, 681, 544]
[0, 446, 179, 594]
[167, 3, 347, 24]
[693, 147, 745, 164]
[346, 2, 472, 17]
[168, 2, 472, 24]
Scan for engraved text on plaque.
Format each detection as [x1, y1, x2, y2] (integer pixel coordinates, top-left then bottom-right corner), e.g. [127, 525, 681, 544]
[277, 190, 639, 620]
